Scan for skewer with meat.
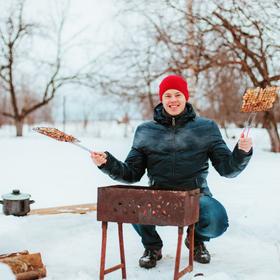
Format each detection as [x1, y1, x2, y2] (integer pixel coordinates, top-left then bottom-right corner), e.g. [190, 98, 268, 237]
[241, 86, 278, 112]
[33, 127, 92, 153]
[241, 86, 279, 137]
[33, 127, 78, 142]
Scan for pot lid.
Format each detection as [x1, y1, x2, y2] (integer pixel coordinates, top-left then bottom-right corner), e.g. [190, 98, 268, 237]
[1, 189, 31, 200]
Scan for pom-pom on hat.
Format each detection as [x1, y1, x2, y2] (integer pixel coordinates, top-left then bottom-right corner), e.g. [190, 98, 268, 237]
[159, 75, 189, 101]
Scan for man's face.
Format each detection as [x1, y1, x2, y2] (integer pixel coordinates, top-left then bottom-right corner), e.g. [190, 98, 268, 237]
[162, 89, 186, 116]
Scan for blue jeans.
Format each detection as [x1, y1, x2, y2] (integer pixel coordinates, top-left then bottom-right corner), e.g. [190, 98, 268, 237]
[132, 195, 229, 250]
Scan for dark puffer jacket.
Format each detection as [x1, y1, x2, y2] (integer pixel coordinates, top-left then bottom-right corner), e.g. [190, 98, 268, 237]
[99, 103, 252, 195]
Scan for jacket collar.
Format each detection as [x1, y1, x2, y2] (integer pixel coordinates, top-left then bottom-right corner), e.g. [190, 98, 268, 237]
[153, 103, 196, 126]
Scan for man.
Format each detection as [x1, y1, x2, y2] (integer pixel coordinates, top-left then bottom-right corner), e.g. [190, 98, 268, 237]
[91, 75, 252, 269]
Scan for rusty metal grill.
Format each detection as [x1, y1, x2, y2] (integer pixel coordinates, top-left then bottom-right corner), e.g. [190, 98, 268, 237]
[97, 185, 200, 227]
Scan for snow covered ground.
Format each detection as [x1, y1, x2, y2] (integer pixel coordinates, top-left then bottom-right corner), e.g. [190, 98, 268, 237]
[0, 123, 280, 279]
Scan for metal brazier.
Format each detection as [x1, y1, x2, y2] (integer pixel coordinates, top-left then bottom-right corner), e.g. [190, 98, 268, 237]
[97, 185, 200, 226]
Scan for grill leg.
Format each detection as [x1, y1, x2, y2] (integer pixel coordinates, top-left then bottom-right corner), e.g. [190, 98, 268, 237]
[100, 221, 108, 280]
[188, 224, 195, 268]
[174, 226, 184, 280]
[174, 225, 195, 280]
[118, 223, 127, 279]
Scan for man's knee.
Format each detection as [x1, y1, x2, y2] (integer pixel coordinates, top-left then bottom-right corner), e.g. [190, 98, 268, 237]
[197, 195, 229, 239]
[209, 212, 229, 237]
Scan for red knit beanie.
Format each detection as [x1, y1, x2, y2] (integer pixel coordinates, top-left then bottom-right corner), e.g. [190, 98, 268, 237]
[159, 75, 189, 101]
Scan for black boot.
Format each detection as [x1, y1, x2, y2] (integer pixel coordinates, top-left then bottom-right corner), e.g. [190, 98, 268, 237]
[185, 238, 211, 264]
[139, 248, 162, 269]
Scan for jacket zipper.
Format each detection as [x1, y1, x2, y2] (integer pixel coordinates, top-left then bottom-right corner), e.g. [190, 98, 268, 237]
[172, 117, 176, 181]
[172, 117, 176, 127]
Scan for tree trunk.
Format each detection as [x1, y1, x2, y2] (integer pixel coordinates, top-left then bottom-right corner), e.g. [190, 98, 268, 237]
[147, 91, 154, 113]
[263, 111, 280, 153]
[15, 119, 24, 137]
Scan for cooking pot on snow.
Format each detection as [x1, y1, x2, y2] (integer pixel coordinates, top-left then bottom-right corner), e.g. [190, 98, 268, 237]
[0, 189, 35, 216]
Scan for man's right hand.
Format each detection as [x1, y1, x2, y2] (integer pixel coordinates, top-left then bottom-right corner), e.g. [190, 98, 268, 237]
[91, 151, 107, 167]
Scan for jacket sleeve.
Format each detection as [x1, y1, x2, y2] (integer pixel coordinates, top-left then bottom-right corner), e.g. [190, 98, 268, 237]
[98, 128, 147, 183]
[208, 121, 252, 178]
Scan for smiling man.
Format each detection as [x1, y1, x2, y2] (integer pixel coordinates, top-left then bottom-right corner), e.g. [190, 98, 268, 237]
[91, 75, 253, 269]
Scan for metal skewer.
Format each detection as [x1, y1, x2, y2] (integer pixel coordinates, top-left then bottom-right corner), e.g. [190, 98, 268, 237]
[242, 112, 257, 138]
[32, 127, 93, 153]
[71, 142, 92, 153]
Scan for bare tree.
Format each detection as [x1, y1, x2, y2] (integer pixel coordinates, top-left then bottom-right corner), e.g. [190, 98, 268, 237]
[0, 1, 98, 136]
[100, 35, 171, 119]
[98, 1, 180, 119]
[198, 1, 280, 152]
[171, 0, 280, 151]
[201, 66, 247, 128]
[122, 0, 280, 152]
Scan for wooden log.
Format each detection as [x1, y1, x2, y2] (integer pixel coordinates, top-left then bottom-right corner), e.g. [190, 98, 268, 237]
[0, 252, 46, 279]
[29, 203, 97, 215]
[0, 251, 29, 259]
[16, 268, 46, 280]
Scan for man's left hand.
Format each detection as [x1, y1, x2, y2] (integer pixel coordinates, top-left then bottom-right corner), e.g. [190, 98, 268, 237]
[238, 136, 253, 153]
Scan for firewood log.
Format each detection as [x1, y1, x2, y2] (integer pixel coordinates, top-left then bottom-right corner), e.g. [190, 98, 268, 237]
[0, 253, 46, 279]
[0, 251, 29, 259]
[29, 203, 96, 215]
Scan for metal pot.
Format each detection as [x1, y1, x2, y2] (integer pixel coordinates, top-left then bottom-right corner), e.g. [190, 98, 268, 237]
[0, 189, 35, 216]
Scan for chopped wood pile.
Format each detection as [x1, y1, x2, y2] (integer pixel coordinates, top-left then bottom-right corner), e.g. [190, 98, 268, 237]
[0, 251, 46, 280]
